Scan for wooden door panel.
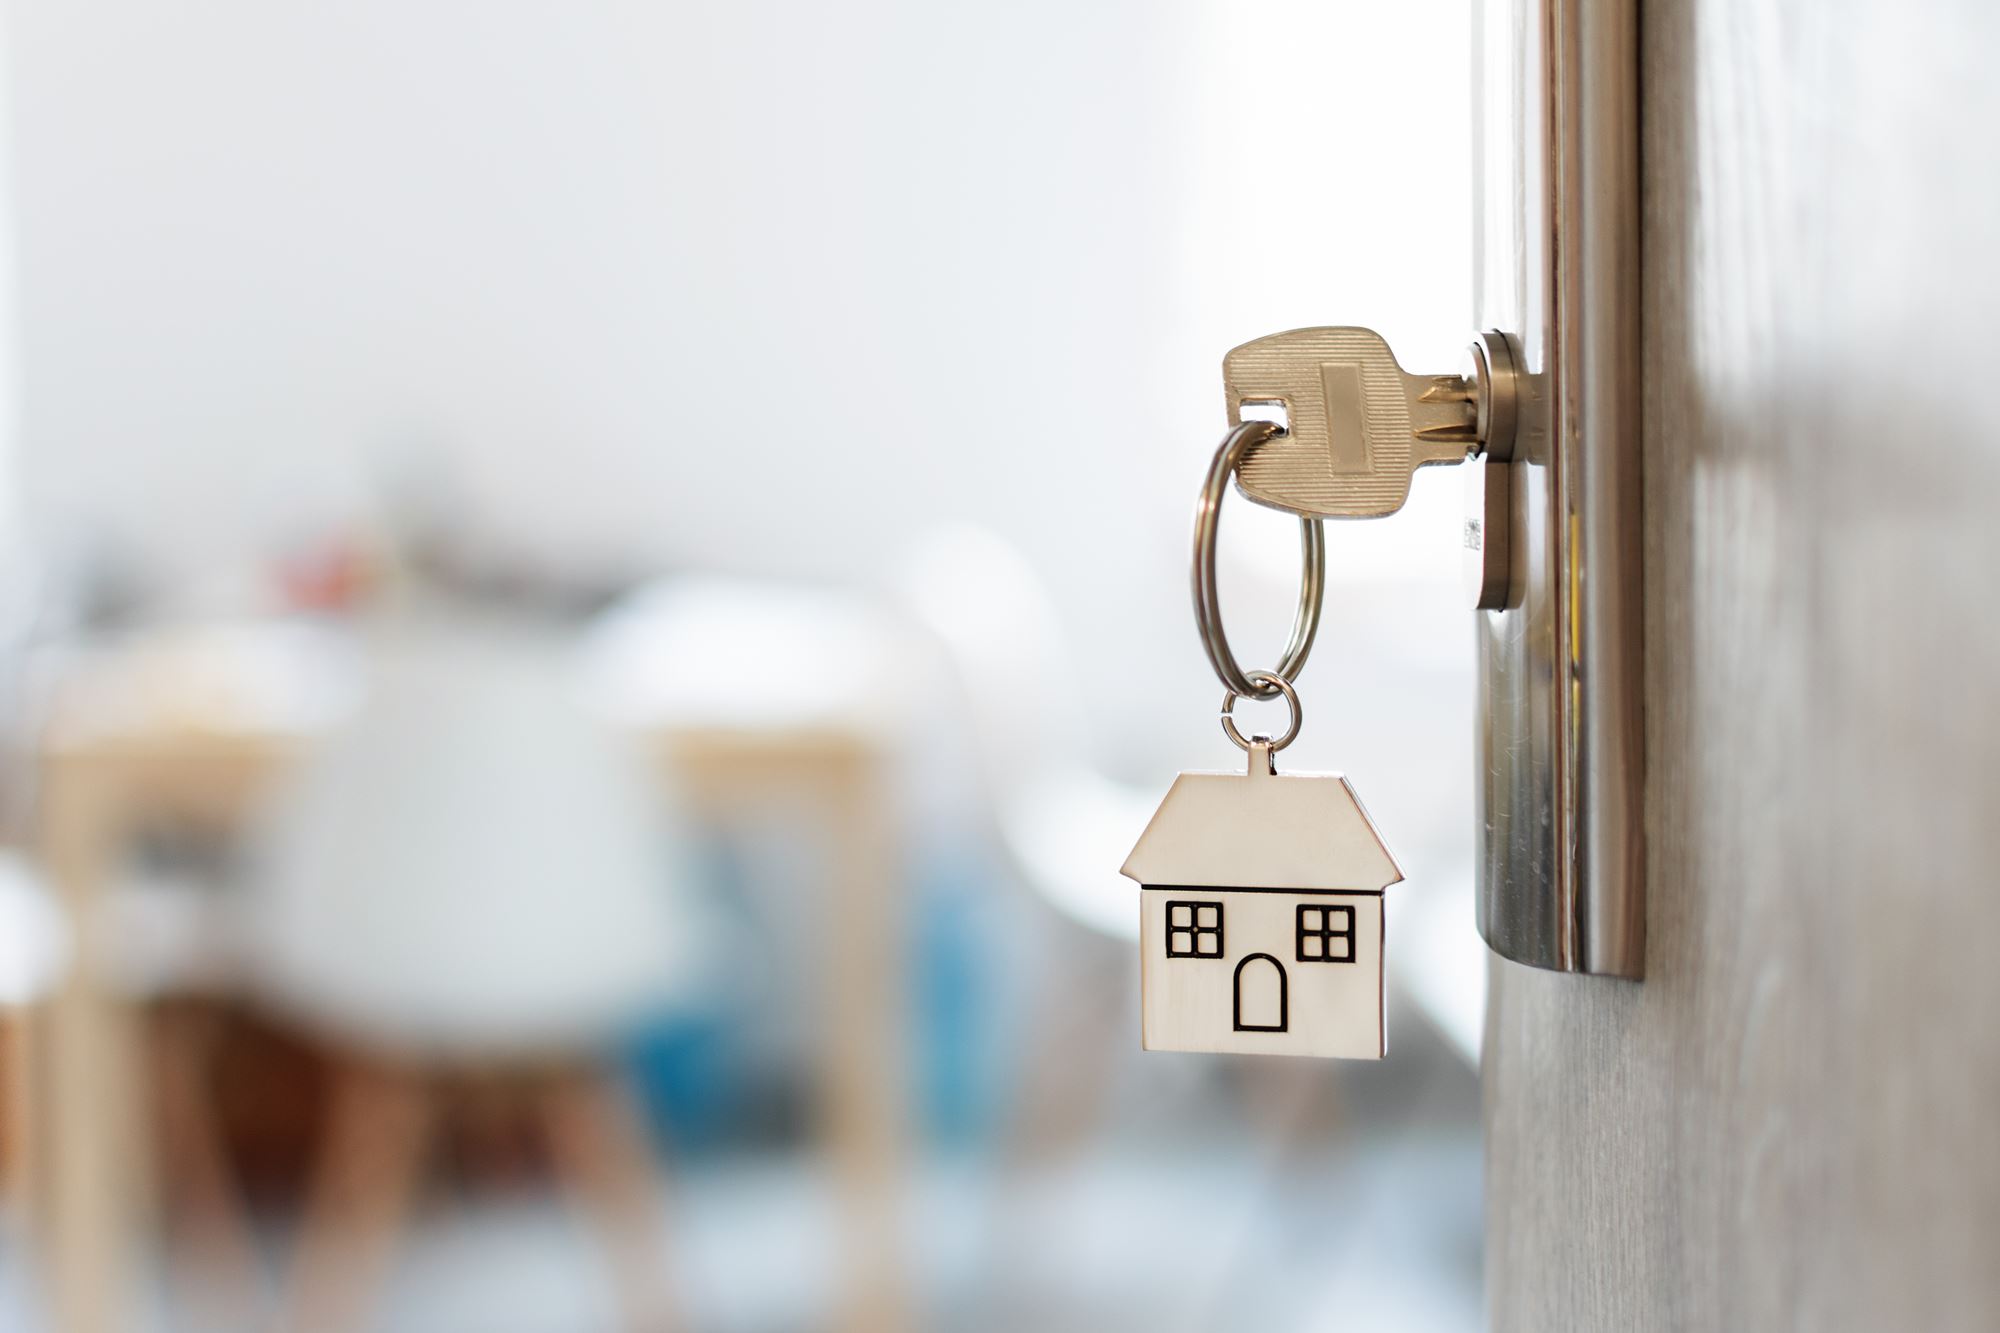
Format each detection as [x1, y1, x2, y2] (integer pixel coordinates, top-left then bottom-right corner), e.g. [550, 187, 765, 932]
[1484, 2, 2000, 1328]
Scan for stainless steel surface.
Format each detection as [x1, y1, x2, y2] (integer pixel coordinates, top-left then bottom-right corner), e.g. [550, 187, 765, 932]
[1222, 327, 1480, 518]
[1472, 0, 1644, 977]
[1220, 671, 1302, 754]
[1191, 420, 1326, 700]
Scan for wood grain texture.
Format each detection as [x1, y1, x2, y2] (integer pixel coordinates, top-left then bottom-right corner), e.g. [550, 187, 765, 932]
[1485, 1, 2000, 1329]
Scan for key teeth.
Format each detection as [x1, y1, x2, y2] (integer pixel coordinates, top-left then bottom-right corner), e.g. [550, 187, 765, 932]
[1413, 423, 1479, 445]
[1417, 375, 1475, 404]
[1413, 374, 1479, 452]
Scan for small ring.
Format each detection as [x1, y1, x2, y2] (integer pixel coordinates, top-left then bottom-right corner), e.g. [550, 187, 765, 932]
[1221, 671, 1302, 752]
[1191, 420, 1325, 699]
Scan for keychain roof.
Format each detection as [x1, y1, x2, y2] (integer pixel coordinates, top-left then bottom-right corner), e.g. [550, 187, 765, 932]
[1120, 749, 1402, 894]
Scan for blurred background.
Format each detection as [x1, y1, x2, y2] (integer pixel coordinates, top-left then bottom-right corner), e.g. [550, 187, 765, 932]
[0, 2, 1485, 1329]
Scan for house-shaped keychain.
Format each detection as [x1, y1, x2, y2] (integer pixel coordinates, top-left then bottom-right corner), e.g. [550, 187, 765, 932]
[1121, 745, 1402, 1059]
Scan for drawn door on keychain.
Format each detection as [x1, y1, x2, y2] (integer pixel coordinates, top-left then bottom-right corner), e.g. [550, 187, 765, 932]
[1121, 750, 1401, 1059]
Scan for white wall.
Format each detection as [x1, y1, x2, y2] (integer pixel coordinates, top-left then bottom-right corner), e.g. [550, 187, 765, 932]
[5, 0, 1471, 787]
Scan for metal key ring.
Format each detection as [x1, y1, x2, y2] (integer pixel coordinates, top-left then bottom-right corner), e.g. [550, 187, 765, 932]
[1191, 419, 1325, 700]
[1221, 671, 1302, 752]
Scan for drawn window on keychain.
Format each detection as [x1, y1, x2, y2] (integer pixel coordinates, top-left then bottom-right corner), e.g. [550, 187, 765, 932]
[1120, 416, 1402, 1061]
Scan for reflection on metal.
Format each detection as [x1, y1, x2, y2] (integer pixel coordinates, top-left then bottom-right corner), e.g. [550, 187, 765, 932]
[1472, 0, 1645, 977]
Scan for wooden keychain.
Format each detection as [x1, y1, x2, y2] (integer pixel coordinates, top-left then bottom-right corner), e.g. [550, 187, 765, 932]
[1121, 420, 1402, 1059]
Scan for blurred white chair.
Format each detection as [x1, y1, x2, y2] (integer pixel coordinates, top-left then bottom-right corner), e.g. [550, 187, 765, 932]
[577, 574, 911, 1079]
[894, 526, 1161, 1165]
[238, 597, 697, 1332]
[0, 853, 67, 1008]
[898, 526, 1154, 942]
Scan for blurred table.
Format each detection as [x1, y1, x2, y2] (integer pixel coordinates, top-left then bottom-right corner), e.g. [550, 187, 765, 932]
[30, 606, 910, 1333]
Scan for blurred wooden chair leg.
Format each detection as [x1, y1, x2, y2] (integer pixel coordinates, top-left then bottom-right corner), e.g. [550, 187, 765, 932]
[282, 1057, 434, 1333]
[0, 1006, 29, 1223]
[538, 1070, 678, 1333]
[150, 1005, 264, 1330]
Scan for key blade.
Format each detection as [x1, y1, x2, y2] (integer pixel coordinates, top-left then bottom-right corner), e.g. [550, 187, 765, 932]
[1222, 327, 1477, 519]
[1412, 375, 1481, 456]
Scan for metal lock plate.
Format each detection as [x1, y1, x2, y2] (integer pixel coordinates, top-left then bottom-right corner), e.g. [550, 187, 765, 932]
[1202, 0, 1643, 981]
[1473, 0, 1644, 978]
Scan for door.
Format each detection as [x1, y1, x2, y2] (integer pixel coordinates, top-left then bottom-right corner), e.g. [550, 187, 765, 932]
[1232, 953, 1288, 1033]
[1482, 2, 2000, 1328]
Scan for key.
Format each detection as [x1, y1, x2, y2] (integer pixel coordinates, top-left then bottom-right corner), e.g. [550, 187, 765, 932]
[1222, 326, 1513, 519]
